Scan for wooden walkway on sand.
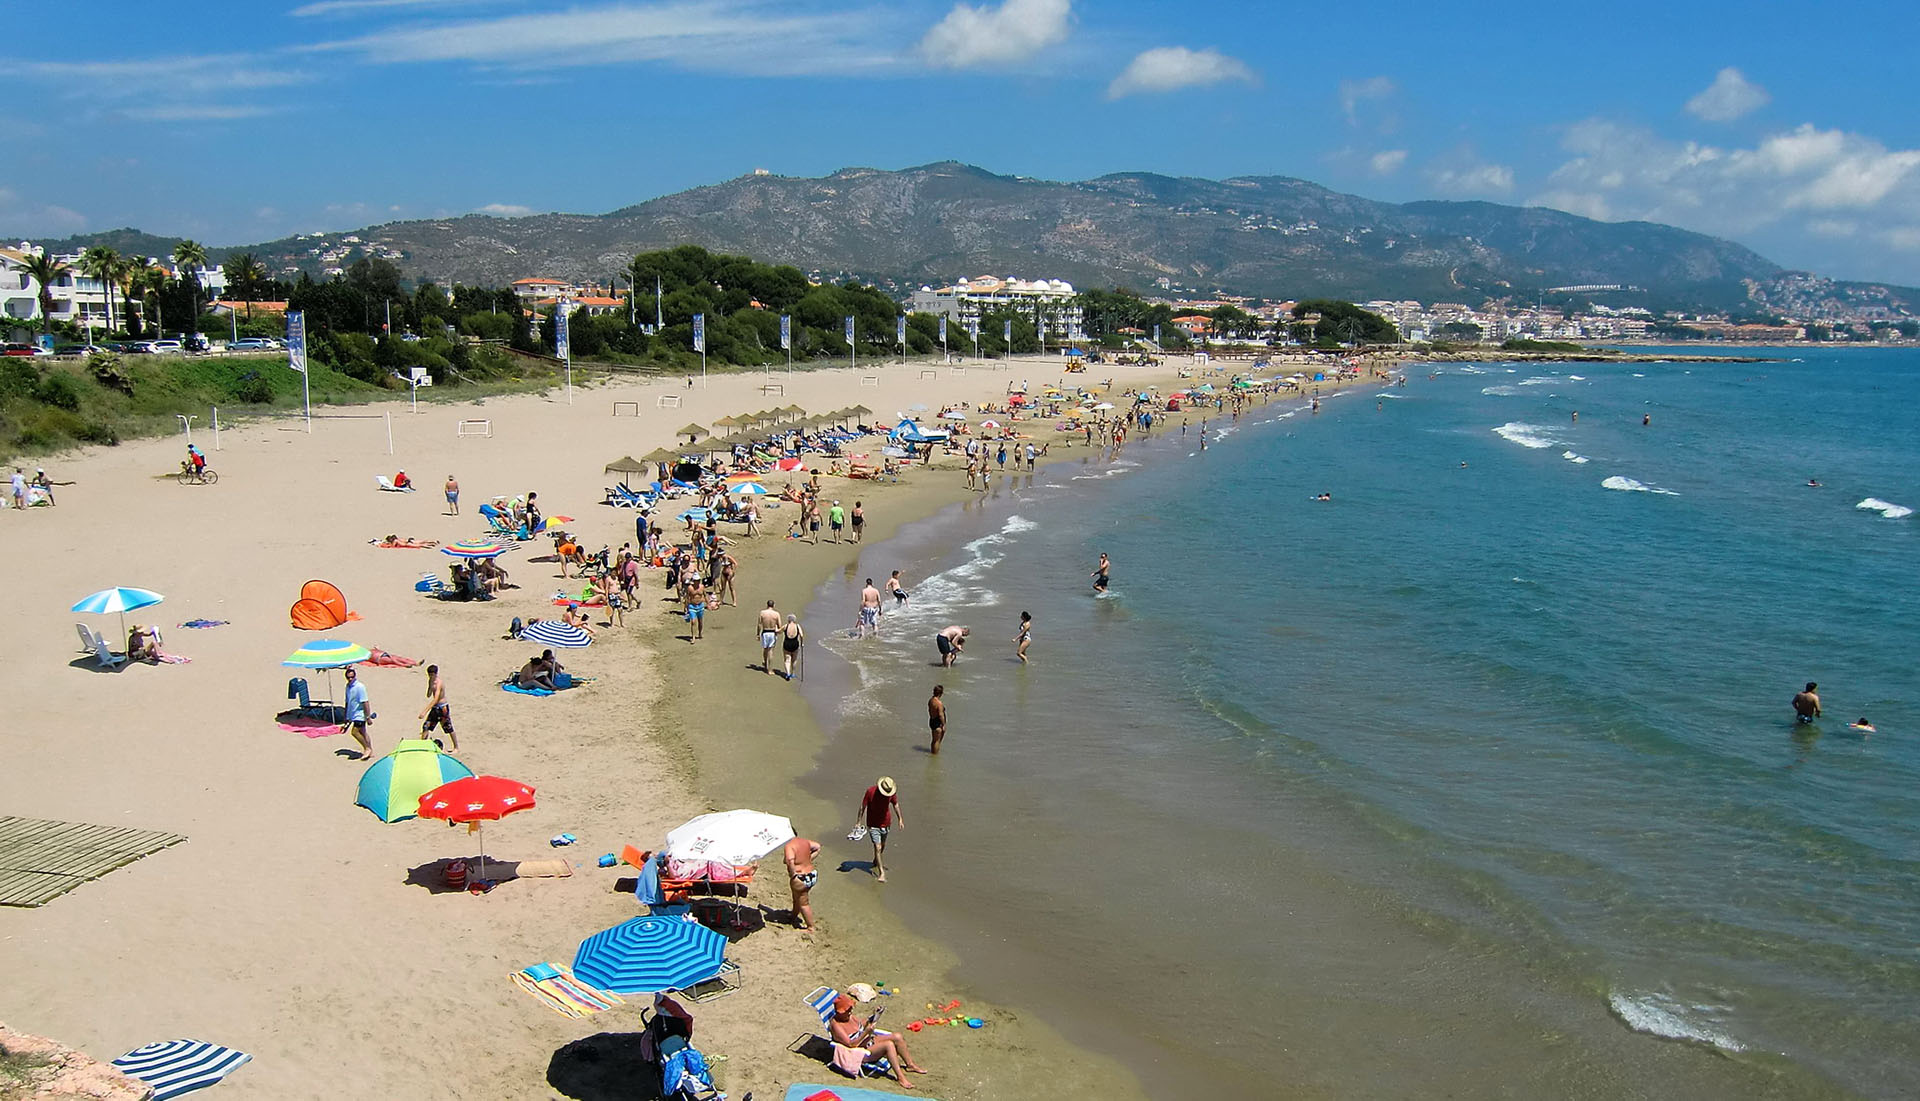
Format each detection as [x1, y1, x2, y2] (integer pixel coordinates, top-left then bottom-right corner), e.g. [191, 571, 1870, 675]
[0, 816, 186, 908]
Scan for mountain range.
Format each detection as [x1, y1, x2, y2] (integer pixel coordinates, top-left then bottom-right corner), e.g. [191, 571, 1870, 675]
[30, 162, 1920, 315]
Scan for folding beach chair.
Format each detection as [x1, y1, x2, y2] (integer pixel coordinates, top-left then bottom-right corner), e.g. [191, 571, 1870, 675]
[375, 475, 412, 492]
[788, 987, 891, 1078]
[78, 623, 125, 668]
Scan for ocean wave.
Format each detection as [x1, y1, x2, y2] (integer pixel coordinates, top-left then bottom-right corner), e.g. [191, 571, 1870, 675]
[1493, 422, 1561, 449]
[1481, 385, 1522, 397]
[1567, 375, 1586, 381]
[1856, 497, 1914, 519]
[1602, 476, 1679, 496]
[1518, 376, 1560, 386]
[1376, 391, 1408, 399]
[1562, 450, 1589, 464]
[1607, 991, 1746, 1052]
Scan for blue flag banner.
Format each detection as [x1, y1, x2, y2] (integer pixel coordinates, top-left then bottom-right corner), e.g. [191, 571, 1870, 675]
[1153, 323, 1161, 345]
[692, 313, 706, 353]
[844, 315, 855, 347]
[555, 306, 570, 360]
[897, 315, 906, 345]
[1037, 315, 1045, 343]
[779, 313, 791, 350]
[939, 316, 947, 342]
[286, 311, 307, 374]
[967, 318, 978, 339]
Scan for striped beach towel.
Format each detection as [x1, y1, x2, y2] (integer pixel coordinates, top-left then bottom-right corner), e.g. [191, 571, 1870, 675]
[512, 963, 627, 1018]
[113, 1039, 251, 1099]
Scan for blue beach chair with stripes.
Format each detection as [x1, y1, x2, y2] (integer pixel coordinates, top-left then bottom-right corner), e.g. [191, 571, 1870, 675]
[788, 986, 891, 1079]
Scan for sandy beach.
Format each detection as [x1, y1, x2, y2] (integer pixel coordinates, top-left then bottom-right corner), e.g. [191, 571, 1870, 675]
[0, 354, 1244, 1099]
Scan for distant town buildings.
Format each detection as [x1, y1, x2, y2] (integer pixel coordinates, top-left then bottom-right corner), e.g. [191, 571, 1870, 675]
[909, 276, 1086, 342]
[1, 243, 223, 329]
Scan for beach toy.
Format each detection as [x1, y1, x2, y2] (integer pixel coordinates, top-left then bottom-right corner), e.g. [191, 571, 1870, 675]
[907, 1022, 923, 1032]
[597, 853, 618, 868]
[551, 833, 577, 846]
[968, 1018, 984, 1028]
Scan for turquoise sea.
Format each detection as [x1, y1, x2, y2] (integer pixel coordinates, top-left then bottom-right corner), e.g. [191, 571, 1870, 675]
[799, 348, 1919, 1098]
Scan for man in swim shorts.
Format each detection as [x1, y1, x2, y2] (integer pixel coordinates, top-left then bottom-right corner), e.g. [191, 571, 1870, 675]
[828, 500, 846, 542]
[855, 777, 902, 882]
[758, 600, 782, 674]
[886, 570, 908, 606]
[1793, 681, 1821, 725]
[683, 576, 706, 642]
[928, 685, 947, 755]
[858, 578, 882, 638]
[783, 835, 821, 929]
[418, 663, 456, 750]
[1092, 552, 1110, 593]
[445, 474, 459, 515]
[935, 625, 969, 667]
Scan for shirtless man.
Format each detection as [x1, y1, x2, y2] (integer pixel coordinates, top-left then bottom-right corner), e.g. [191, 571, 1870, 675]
[683, 576, 707, 642]
[928, 685, 947, 755]
[1793, 681, 1822, 725]
[885, 570, 909, 607]
[858, 578, 882, 638]
[758, 600, 782, 673]
[782, 836, 821, 929]
[1091, 552, 1111, 593]
[418, 663, 457, 750]
[935, 625, 969, 667]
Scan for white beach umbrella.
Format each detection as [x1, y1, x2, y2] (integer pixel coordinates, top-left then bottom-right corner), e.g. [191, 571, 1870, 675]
[663, 809, 794, 866]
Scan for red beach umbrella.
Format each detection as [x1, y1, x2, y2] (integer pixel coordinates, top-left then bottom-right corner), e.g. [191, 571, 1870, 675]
[417, 775, 537, 886]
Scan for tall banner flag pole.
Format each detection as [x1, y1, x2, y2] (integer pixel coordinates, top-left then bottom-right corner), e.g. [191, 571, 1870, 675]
[655, 275, 663, 332]
[556, 302, 573, 404]
[896, 314, 906, 364]
[1153, 323, 1161, 347]
[938, 315, 948, 363]
[1003, 318, 1012, 358]
[969, 317, 979, 360]
[780, 313, 792, 378]
[1037, 313, 1045, 355]
[286, 310, 310, 432]
[692, 312, 706, 387]
[845, 315, 856, 372]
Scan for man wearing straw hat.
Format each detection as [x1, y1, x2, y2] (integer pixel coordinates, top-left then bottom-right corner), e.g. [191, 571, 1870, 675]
[854, 777, 903, 882]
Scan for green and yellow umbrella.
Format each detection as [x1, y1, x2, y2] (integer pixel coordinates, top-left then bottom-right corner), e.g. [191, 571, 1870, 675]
[356, 739, 476, 823]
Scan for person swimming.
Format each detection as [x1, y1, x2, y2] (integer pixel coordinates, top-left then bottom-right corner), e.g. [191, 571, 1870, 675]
[1849, 718, 1876, 733]
[1807, 478, 1821, 487]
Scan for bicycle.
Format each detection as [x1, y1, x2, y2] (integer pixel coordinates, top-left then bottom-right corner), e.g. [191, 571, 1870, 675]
[177, 461, 219, 486]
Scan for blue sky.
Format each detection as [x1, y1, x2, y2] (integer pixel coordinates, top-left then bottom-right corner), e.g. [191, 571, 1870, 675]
[8, 0, 1920, 285]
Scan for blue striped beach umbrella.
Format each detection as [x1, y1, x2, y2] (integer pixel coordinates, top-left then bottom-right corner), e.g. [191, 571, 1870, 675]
[572, 915, 727, 994]
[113, 1039, 251, 1100]
[443, 538, 511, 558]
[520, 620, 592, 648]
[72, 586, 165, 640]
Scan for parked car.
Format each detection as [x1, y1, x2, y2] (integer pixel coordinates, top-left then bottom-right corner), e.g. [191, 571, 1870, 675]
[226, 338, 277, 352]
[147, 339, 185, 354]
[52, 344, 99, 357]
[184, 333, 211, 353]
[2, 342, 40, 357]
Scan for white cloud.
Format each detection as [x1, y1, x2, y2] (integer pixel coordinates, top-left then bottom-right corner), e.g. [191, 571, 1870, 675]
[15, 55, 308, 97]
[121, 104, 278, 122]
[1883, 226, 1920, 250]
[477, 203, 534, 217]
[1105, 47, 1254, 99]
[293, 0, 495, 16]
[919, 0, 1071, 68]
[1339, 75, 1395, 125]
[0, 191, 87, 235]
[1429, 160, 1514, 196]
[314, 0, 900, 76]
[1368, 149, 1407, 175]
[1686, 67, 1769, 122]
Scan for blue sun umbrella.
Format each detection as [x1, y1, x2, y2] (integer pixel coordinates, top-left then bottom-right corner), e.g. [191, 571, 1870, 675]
[355, 739, 475, 822]
[572, 915, 727, 995]
[72, 586, 165, 640]
[520, 620, 591, 648]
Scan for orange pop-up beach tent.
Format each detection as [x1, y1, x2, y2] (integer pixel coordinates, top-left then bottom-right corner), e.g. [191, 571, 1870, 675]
[290, 579, 363, 630]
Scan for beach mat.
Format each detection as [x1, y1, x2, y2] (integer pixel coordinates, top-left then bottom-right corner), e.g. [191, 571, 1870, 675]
[502, 682, 558, 697]
[512, 963, 625, 1019]
[785, 1085, 940, 1101]
[275, 709, 345, 736]
[509, 858, 574, 878]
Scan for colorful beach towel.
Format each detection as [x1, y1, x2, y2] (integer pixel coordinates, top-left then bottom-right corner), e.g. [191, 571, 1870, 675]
[512, 963, 626, 1019]
[179, 619, 229, 629]
[276, 708, 345, 736]
[502, 672, 581, 697]
[155, 652, 192, 664]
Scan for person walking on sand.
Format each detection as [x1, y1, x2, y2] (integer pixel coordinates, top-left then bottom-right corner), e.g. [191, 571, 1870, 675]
[418, 664, 456, 751]
[1014, 611, 1032, 664]
[783, 835, 821, 929]
[935, 624, 969, 667]
[444, 474, 460, 515]
[858, 578, 882, 638]
[1092, 552, 1111, 593]
[828, 500, 846, 543]
[758, 601, 782, 674]
[850, 500, 865, 543]
[855, 777, 902, 881]
[342, 666, 374, 760]
[1793, 681, 1822, 725]
[928, 685, 947, 755]
[683, 576, 707, 643]
[782, 614, 805, 679]
[715, 548, 737, 606]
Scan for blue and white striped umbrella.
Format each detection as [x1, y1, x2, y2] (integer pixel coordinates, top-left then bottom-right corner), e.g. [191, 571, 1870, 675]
[72, 586, 165, 639]
[572, 915, 727, 994]
[113, 1039, 251, 1100]
[519, 620, 592, 648]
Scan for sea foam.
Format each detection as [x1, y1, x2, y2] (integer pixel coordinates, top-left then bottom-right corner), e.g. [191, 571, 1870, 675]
[1607, 991, 1747, 1052]
[1603, 476, 1679, 496]
[1856, 498, 1915, 519]
[1493, 422, 1559, 449]
[1562, 450, 1589, 464]
[1481, 385, 1522, 397]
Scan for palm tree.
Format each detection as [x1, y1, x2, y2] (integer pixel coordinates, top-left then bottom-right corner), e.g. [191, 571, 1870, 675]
[137, 264, 169, 336]
[111, 256, 140, 336]
[172, 239, 208, 336]
[78, 245, 120, 337]
[17, 251, 71, 337]
[225, 252, 266, 319]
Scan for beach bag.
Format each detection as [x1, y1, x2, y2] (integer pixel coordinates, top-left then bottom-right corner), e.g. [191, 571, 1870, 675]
[508, 617, 523, 639]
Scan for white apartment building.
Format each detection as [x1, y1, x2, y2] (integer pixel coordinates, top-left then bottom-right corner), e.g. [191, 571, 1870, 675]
[0, 243, 224, 331]
[908, 276, 1086, 343]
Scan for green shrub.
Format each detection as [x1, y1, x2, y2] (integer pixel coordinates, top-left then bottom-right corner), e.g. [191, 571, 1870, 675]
[34, 371, 83, 411]
[229, 374, 275, 404]
[0, 360, 37, 402]
[76, 419, 120, 445]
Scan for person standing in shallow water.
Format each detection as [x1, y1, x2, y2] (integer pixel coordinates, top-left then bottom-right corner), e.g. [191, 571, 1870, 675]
[1091, 552, 1111, 593]
[1793, 681, 1822, 724]
[928, 685, 947, 755]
